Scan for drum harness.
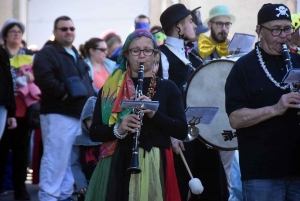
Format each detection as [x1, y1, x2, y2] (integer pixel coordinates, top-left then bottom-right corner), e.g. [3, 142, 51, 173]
[164, 43, 195, 92]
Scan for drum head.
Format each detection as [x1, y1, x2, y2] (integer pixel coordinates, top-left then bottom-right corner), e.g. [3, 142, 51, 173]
[185, 59, 238, 150]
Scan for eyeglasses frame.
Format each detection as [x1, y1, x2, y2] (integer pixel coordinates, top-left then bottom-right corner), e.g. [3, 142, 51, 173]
[210, 21, 232, 29]
[93, 48, 108, 52]
[55, 27, 76, 32]
[129, 48, 157, 56]
[259, 24, 294, 37]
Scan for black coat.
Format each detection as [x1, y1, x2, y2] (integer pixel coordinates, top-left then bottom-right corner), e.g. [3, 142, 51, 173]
[33, 41, 94, 119]
[0, 46, 15, 117]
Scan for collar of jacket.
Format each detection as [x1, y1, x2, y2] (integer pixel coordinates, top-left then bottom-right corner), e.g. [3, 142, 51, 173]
[47, 40, 81, 58]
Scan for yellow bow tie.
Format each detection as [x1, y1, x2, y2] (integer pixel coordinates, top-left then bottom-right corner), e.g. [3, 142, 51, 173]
[198, 34, 229, 59]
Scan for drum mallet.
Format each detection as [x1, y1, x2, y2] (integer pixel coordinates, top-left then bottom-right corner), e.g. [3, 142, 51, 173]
[179, 149, 204, 195]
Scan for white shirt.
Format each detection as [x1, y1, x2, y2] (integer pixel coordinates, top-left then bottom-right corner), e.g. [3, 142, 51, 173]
[161, 37, 186, 79]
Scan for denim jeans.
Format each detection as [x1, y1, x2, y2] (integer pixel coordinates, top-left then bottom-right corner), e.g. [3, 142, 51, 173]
[0, 106, 7, 140]
[243, 176, 300, 201]
[229, 151, 242, 201]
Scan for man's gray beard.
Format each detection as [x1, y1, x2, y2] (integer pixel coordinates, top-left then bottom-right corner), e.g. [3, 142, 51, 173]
[211, 29, 227, 43]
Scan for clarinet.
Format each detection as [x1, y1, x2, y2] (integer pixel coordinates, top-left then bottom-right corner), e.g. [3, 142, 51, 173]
[281, 43, 293, 71]
[281, 44, 300, 115]
[127, 63, 144, 174]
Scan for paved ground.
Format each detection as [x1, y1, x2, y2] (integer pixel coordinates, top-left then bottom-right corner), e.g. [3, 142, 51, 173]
[0, 184, 77, 201]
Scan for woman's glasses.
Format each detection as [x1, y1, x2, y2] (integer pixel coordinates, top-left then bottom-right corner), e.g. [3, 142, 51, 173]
[129, 48, 155, 56]
[55, 27, 76, 32]
[8, 30, 23, 35]
[94, 48, 108, 52]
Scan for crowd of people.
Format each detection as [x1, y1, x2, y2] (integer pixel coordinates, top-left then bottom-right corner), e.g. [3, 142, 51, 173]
[0, 2, 300, 201]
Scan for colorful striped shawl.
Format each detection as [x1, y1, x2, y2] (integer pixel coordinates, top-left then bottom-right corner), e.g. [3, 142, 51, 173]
[99, 67, 135, 159]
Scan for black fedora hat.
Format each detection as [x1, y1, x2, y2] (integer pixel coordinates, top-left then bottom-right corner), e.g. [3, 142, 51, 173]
[160, 3, 201, 31]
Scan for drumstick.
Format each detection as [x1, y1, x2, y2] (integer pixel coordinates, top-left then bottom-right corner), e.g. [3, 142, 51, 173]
[179, 148, 193, 179]
[179, 148, 204, 195]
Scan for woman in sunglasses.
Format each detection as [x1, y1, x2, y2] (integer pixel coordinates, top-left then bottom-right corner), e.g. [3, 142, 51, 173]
[81, 38, 117, 93]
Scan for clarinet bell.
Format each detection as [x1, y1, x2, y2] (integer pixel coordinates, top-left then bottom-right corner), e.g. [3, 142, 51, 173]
[127, 152, 141, 174]
[127, 166, 141, 174]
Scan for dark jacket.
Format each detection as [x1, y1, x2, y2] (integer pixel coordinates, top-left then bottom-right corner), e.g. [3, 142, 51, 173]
[0, 46, 15, 117]
[159, 46, 201, 92]
[33, 40, 94, 119]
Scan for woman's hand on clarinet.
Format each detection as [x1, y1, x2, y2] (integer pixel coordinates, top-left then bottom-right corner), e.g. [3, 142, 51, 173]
[119, 114, 141, 134]
[137, 95, 156, 118]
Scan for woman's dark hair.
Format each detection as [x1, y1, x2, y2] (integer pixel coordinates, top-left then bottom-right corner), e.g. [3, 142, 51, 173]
[78, 44, 85, 58]
[157, 57, 163, 78]
[150, 25, 162, 33]
[155, 51, 163, 78]
[21, 40, 27, 48]
[2, 23, 23, 42]
[104, 34, 122, 54]
[81, 38, 104, 59]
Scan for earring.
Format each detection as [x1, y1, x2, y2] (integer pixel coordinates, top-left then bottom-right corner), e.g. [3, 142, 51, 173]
[125, 60, 128, 69]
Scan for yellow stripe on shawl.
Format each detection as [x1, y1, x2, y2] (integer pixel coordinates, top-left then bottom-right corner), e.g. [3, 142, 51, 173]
[101, 68, 127, 126]
[109, 69, 124, 125]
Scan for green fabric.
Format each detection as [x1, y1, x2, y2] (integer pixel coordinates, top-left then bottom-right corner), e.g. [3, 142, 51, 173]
[129, 147, 163, 201]
[85, 156, 112, 201]
[101, 68, 133, 126]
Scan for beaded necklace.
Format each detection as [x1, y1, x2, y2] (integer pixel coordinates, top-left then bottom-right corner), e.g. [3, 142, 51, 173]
[147, 73, 156, 99]
[256, 45, 290, 90]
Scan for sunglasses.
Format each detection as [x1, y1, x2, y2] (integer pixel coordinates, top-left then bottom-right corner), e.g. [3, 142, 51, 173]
[94, 48, 108, 52]
[56, 27, 76, 32]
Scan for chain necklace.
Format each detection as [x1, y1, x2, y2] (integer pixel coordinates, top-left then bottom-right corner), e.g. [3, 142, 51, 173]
[256, 45, 290, 90]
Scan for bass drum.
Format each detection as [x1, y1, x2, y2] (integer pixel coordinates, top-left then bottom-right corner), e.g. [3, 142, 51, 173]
[184, 59, 238, 150]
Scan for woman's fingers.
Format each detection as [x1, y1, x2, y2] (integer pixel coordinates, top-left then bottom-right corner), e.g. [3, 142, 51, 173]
[137, 95, 151, 101]
[119, 114, 141, 133]
[141, 109, 155, 118]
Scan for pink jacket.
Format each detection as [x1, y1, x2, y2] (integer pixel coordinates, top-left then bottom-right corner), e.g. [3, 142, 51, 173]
[17, 64, 41, 107]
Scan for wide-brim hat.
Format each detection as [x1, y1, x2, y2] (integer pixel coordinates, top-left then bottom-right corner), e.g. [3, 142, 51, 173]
[204, 5, 236, 26]
[193, 10, 209, 34]
[0, 18, 25, 40]
[159, 3, 201, 31]
[196, 24, 209, 34]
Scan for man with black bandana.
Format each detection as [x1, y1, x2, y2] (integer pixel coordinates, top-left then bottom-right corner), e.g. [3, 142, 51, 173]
[198, 5, 235, 61]
[159, 4, 229, 201]
[225, 4, 300, 200]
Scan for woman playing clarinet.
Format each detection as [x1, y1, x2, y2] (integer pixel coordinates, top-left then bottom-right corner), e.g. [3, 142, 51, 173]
[85, 29, 187, 201]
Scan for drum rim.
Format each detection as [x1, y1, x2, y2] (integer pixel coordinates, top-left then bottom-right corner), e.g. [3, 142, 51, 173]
[184, 59, 237, 150]
[183, 59, 235, 108]
[197, 134, 238, 151]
